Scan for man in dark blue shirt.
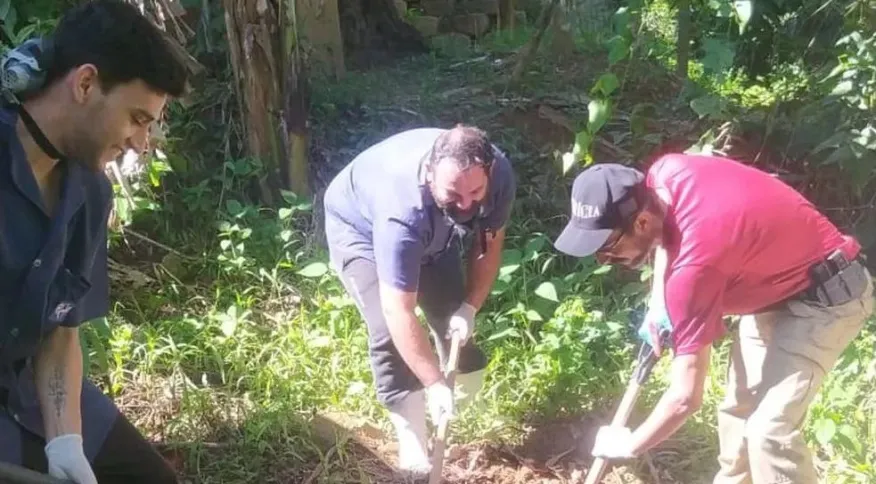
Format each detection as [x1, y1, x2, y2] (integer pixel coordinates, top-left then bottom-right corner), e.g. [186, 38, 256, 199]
[323, 125, 516, 475]
[0, 2, 188, 483]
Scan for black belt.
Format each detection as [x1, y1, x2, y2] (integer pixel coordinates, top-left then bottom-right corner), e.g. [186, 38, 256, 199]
[799, 249, 868, 306]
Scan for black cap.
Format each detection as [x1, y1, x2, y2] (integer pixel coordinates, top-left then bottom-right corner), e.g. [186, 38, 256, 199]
[554, 163, 645, 257]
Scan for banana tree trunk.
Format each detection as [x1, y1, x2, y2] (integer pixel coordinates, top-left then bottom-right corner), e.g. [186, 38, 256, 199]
[223, 0, 311, 204]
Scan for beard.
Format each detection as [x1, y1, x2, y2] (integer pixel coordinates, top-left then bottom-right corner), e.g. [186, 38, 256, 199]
[441, 202, 481, 225]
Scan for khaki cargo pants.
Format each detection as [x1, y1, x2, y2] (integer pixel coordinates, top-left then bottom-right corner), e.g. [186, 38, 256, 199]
[714, 263, 874, 484]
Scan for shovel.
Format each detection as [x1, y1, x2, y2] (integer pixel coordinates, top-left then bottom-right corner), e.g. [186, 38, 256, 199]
[427, 332, 462, 484]
[583, 323, 670, 484]
[0, 462, 74, 484]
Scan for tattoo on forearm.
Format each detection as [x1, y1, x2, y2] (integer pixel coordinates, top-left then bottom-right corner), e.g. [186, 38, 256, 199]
[48, 364, 67, 421]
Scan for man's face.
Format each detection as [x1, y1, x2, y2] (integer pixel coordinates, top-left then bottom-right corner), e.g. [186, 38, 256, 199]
[67, 66, 168, 172]
[428, 158, 489, 223]
[594, 213, 660, 269]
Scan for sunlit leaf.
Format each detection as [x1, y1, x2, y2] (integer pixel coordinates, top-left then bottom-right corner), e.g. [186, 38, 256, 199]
[347, 381, 368, 396]
[562, 152, 576, 174]
[588, 99, 611, 135]
[486, 327, 520, 341]
[813, 418, 836, 446]
[220, 316, 237, 338]
[298, 262, 328, 278]
[830, 80, 854, 97]
[733, 0, 753, 33]
[526, 310, 544, 322]
[593, 265, 612, 275]
[574, 130, 592, 162]
[279, 207, 293, 220]
[534, 282, 559, 302]
[499, 264, 520, 277]
[219, 239, 232, 251]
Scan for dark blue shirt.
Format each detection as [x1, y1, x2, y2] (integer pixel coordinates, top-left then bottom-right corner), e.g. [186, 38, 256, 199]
[0, 105, 117, 462]
[323, 128, 516, 291]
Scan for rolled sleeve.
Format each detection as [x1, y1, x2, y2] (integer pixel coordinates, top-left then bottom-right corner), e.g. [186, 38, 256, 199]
[373, 216, 424, 292]
[665, 265, 727, 355]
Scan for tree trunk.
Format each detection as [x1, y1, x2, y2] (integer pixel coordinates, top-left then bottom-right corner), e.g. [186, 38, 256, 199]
[498, 0, 516, 31]
[675, 0, 690, 80]
[338, 0, 429, 69]
[508, 0, 561, 85]
[224, 0, 310, 204]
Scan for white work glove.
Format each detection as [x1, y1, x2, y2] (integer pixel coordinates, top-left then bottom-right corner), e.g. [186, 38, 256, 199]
[425, 380, 454, 425]
[45, 434, 98, 484]
[591, 425, 637, 460]
[446, 302, 477, 344]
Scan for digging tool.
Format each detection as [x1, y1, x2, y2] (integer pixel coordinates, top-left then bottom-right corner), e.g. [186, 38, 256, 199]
[0, 462, 74, 484]
[583, 327, 670, 484]
[428, 332, 463, 484]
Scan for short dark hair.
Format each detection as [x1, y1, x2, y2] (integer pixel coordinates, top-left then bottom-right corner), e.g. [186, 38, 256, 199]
[428, 124, 494, 171]
[44, 0, 188, 97]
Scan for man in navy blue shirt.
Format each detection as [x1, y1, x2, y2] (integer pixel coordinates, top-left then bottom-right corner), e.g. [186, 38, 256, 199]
[0, 2, 188, 483]
[323, 125, 516, 474]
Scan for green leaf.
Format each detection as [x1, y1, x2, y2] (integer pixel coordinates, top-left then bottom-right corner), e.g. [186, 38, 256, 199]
[298, 262, 328, 278]
[612, 7, 631, 37]
[592, 73, 620, 97]
[526, 309, 544, 322]
[562, 152, 576, 174]
[0, 0, 11, 20]
[486, 327, 520, 341]
[830, 80, 854, 97]
[225, 199, 244, 216]
[607, 35, 630, 66]
[733, 0, 753, 34]
[813, 418, 836, 446]
[593, 265, 612, 275]
[534, 282, 559, 302]
[499, 263, 521, 277]
[219, 239, 232, 251]
[573, 130, 592, 161]
[701, 37, 736, 76]
[524, 236, 546, 261]
[689, 95, 726, 119]
[279, 207, 293, 220]
[220, 316, 237, 338]
[588, 99, 611, 135]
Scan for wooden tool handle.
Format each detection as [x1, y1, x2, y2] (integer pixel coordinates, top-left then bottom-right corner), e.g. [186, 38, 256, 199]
[427, 333, 463, 484]
[583, 379, 644, 484]
[0, 462, 74, 484]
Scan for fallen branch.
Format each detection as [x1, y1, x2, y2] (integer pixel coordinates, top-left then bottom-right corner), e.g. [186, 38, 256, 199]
[123, 229, 197, 261]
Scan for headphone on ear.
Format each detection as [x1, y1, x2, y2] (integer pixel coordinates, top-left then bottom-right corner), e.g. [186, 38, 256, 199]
[0, 35, 54, 104]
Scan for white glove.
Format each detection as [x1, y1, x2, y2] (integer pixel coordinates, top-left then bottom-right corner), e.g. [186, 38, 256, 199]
[591, 425, 636, 460]
[45, 434, 98, 484]
[425, 381, 454, 425]
[446, 302, 477, 343]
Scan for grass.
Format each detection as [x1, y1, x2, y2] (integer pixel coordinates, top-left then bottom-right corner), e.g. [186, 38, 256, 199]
[78, 18, 876, 484]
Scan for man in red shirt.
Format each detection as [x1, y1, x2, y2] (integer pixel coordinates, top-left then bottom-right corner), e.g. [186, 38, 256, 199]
[554, 155, 874, 483]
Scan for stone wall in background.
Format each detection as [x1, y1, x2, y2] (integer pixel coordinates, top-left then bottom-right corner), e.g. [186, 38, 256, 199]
[396, 0, 525, 46]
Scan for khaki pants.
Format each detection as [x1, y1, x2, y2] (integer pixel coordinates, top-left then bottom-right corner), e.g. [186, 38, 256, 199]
[714, 268, 874, 484]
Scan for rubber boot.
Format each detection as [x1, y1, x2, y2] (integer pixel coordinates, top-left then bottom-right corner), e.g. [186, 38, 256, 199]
[387, 389, 431, 477]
